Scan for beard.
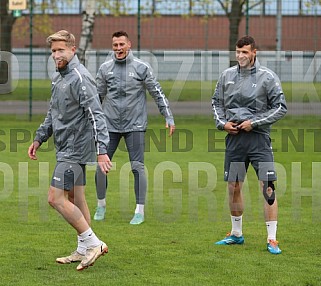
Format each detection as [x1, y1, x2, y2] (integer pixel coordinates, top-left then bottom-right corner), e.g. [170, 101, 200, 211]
[55, 58, 69, 70]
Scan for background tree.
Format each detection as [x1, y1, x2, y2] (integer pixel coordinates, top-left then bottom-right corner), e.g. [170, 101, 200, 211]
[217, 0, 263, 65]
[78, 0, 96, 65]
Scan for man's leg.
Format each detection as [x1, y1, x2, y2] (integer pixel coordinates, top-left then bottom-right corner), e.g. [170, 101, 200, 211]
[50, 162, 108, 269]
[215, 134, 247, 245]
[260, 180, 281, 254]
[125, 131, 146, 225]
[94, 167, 108, 221]
[53, 163, 90, 263]
[62, 188, 89, 261]
[94, 132, 120, 221]
[50, 186, 108, 269]
[261, 180, 278, 221]
[69, 186, 90, 225]
[48, 186, 89, 234]
[256, 142, 281, 254]
[215, 181, 245, 245]
[229, 181, 244, 217]
[71, 186, 92, 257]
[229, 181, 244, 236]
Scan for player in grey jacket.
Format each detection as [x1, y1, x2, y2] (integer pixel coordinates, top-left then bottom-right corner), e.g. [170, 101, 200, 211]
[93, 31, 175, 224]
[212, 36, 287, 254]
[33, 52, 109, 164]
[28, 30, 112, 271]
[213, 55, 287, 136]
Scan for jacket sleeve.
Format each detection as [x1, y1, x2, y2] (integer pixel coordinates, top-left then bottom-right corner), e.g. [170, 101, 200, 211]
[34, 101, 53, 144]
[251, 73, 287, 128]
[212, 73, 227, 130]
[144, 64, 174, 125]
[78, 74, 110, 155]
[96, 64, 108, 104]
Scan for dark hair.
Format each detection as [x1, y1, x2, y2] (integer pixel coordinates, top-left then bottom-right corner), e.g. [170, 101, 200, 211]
[236, 36, 256, 50]
[112, 31, 129, 39]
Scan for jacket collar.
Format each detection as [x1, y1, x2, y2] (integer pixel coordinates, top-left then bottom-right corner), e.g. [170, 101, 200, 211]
[58, 54, 79, 76]
[112, 50, 134, 64]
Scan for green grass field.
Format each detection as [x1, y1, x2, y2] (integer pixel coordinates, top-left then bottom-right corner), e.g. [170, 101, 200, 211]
[1, 80, 321, 102]
[0, 114, 320, 285]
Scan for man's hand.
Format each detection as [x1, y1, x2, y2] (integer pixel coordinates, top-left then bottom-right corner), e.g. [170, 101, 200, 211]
[97, 154, 113, 174]
[224, 122, 240, 135]
[28, 141, 41, 160]
[236, 120, 253, 132]
[165, 118, 175, 137]
[166, 122, 176, 137]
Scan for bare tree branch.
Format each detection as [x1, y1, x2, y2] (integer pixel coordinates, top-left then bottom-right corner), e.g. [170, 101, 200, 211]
[217, 0, 229, 15]
[249, 0, 265, 10]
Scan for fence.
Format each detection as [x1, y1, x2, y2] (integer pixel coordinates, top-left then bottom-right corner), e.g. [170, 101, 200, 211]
[13, 48, 321, 82]
[9, 0, 321, 83]
[3, 0, 321, 118]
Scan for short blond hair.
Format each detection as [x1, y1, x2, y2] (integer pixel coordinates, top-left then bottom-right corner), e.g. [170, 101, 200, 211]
[46, 30, 76, 48]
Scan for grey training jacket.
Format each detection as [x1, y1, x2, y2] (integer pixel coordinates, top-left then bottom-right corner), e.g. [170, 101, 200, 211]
[34, 55, 109, 164]
[96, 51, 174, 133]
[212, 59, 287, 135]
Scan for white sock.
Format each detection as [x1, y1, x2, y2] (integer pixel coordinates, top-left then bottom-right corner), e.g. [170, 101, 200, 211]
[77, 235, 87, 255]
[135, 204, 144, 215]
[266, 221, 277, 242]
[97, 199, 106, 208]
[79, 228, 101, 248]
[231, 215, 243, 237]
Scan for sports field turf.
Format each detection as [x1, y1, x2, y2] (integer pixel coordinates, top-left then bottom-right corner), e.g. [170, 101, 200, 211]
[0, 114, 320, 285]
[2, 80, 321, 102]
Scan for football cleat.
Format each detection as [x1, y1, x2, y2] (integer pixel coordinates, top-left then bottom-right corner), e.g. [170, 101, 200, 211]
[129, 213, 144, 225]
[267, 239, 282, 254]
[56, 251, 84, 264]
[94, 206, 106, 221]
[215, 233, 245, 245]
[76, 241, 108, 271]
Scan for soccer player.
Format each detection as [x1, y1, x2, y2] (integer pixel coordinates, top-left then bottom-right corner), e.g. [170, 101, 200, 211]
[93, 31, 175, 224]
[28, 30, 112, 270]
[212, 35, 287, 254]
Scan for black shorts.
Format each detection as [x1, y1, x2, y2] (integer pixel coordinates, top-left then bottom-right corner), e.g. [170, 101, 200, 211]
[51, 162, 86, 191]
[224, 131, 277, 182]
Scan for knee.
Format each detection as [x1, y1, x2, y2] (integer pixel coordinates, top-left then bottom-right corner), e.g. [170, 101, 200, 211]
[262, 181, 276, 206]
[47, 187, 60, 209]
[48, 192, 56, 208]
[228, 182, 241, 193]
[131, 161, 145, 174]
